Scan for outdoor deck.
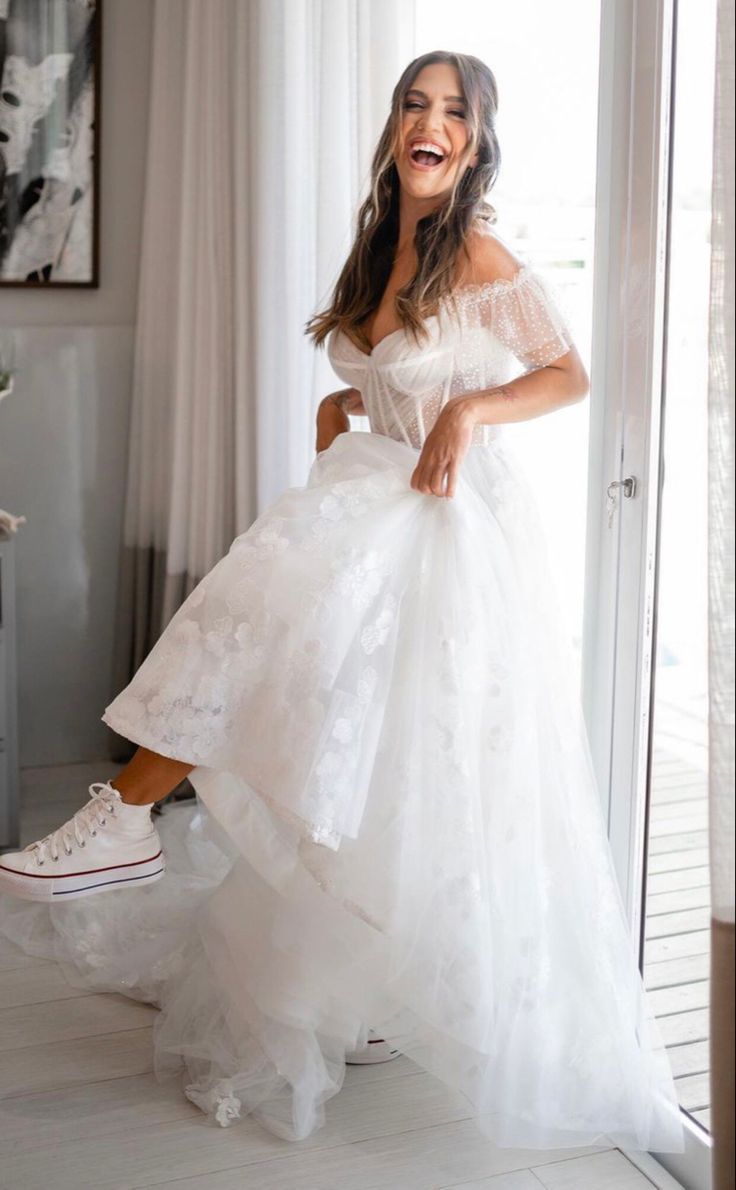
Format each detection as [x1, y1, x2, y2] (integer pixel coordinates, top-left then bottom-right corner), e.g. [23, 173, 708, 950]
[645, 743, 710, 1133]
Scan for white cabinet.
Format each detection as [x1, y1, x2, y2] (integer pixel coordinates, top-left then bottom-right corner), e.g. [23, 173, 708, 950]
[0, 536, 20, 850]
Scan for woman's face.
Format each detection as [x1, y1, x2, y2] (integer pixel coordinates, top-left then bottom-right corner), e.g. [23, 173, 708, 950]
[394, 62, 478, 203]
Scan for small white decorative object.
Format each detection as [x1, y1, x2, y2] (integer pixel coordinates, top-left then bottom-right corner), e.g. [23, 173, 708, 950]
[0, 510, 26, 540]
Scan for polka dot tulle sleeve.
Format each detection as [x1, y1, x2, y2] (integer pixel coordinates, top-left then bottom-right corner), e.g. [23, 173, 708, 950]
[478, 265, 575, 371]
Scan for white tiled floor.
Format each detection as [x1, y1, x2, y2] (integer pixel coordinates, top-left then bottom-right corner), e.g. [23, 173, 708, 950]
[0, 763, 686, 1190]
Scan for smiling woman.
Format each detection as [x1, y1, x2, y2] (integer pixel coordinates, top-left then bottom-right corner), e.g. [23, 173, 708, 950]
[306, 51, 502, 358]
[0, 47, 684, 1158]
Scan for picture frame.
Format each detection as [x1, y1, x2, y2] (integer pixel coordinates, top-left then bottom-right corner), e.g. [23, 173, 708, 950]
[0, 0, 102, 287]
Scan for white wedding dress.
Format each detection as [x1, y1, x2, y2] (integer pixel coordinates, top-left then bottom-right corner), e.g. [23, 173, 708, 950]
[0, 261, 685, 1153]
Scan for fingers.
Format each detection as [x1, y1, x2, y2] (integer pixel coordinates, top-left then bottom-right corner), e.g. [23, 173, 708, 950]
[410, 455, 455, 498]
[429, 461, 448, 497]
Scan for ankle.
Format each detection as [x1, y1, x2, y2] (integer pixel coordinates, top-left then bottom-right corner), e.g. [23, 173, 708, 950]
[109, 780, 157, 808]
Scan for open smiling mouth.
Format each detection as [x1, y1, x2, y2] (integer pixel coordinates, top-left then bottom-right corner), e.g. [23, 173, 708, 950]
[408, 142, 447, 170]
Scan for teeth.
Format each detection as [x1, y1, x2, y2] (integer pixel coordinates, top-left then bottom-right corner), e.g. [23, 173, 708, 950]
[411, 141, 445, 159]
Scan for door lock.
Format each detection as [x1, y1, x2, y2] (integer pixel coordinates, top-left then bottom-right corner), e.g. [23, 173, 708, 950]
[606, 476, 638, 528]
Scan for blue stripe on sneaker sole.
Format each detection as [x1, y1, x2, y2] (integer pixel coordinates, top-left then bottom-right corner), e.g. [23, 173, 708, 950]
[52, 867, 165, 895]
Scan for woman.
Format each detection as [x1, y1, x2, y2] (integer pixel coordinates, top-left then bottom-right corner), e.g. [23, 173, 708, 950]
[0, 51, 685, 1153]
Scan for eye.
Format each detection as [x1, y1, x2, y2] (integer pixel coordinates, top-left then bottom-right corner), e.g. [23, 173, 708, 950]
[403, 99, 466, 119]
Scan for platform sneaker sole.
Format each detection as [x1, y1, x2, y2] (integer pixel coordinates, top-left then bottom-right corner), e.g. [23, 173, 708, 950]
[0, 850, 166, 902]
[345, 1037, 402, 1064]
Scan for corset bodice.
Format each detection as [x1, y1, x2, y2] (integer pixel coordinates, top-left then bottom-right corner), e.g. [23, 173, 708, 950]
[326, 264, 574, 451]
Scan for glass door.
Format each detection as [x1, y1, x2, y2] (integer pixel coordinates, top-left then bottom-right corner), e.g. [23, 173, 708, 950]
[643, 0, 717, 1157]
[594, 0, 717, 1186]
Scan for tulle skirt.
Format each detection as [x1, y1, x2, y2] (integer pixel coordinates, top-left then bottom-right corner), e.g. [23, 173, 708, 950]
[0, 430, 685, 1152]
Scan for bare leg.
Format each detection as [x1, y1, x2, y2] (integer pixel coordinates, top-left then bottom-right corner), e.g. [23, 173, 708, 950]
[109, 746, 195, 807]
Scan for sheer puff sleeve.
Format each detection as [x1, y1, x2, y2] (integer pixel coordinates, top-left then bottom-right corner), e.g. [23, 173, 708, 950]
[476, 264, 576, 372]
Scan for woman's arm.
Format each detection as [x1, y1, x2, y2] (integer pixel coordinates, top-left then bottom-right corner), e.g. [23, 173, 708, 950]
[454, 349, 589, 427]
[315, 387, 366, 453]
[325, 387, 367, 416]
[410, 354, 589, 499]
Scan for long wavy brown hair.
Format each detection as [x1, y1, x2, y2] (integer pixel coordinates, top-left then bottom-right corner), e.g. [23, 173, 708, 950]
[305, 50, 501, 351]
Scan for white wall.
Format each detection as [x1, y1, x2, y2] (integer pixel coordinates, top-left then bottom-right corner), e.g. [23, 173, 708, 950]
[0, 0, 154, 766]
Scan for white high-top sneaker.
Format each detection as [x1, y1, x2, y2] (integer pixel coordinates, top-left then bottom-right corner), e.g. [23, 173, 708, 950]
[0, 780, 165, 902]
[345, 1028, 401, 1065]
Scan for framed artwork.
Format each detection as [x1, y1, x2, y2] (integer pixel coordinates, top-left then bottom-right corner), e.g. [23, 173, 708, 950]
[0, 0, 102, 287]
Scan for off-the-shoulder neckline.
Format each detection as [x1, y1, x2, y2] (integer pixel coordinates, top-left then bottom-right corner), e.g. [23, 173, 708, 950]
[443, 262, 534, 305]
[336, 263, 536, 360]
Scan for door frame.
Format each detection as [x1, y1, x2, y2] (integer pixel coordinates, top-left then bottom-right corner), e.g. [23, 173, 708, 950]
[582, 0, 712, 1185]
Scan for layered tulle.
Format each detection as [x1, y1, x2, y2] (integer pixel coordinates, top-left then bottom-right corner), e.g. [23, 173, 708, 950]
[0, 430, 685, 1152]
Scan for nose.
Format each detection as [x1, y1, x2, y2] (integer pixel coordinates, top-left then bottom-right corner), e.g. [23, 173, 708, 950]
[417, 103, 444, 135]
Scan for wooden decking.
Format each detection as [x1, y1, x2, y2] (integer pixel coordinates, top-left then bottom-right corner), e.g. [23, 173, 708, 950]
[644, 745, 710, 1133]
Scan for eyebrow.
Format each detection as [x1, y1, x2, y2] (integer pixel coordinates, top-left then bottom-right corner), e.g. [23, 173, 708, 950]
[405, 88, 467, 104]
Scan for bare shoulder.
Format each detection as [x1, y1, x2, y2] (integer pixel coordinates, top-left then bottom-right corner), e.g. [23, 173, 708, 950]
[456, 222, 525, 287]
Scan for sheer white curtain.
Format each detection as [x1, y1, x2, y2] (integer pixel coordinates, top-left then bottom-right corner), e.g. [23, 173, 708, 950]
[708, 1, 735, 1186]
[108, 0, 415, 732]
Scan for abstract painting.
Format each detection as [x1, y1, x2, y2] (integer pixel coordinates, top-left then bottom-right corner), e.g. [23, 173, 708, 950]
[0, 0, 101, 286]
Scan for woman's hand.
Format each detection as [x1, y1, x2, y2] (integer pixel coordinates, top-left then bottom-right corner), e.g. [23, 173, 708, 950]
[315, 388, 364, 454]
[409, 397, 476, 498]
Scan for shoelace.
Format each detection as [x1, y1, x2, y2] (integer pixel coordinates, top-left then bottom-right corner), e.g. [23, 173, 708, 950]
[28, 781, 119, 866]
